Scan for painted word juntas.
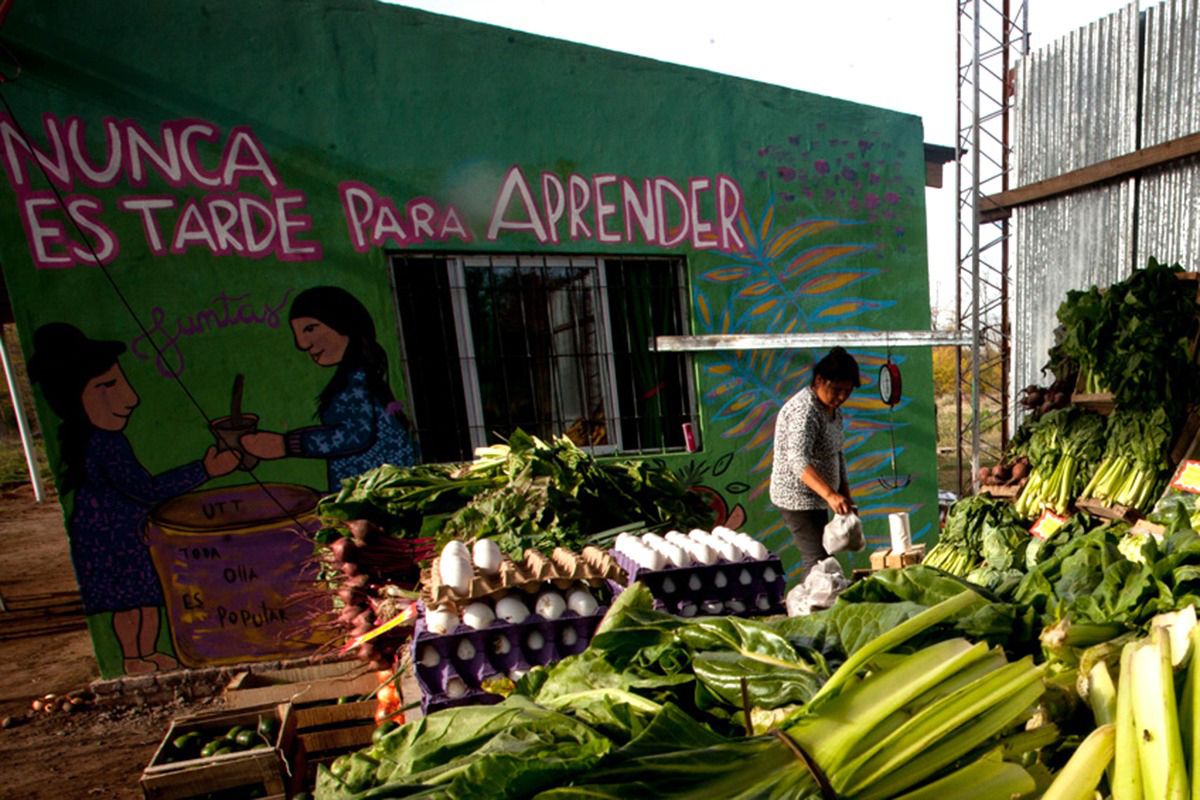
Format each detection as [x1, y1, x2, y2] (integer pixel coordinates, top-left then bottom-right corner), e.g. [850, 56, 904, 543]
[1, 114, 748, 266]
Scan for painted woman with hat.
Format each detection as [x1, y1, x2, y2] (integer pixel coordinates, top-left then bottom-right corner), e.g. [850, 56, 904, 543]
[240, 285, 418, 491]
[29, 322, 239, 674]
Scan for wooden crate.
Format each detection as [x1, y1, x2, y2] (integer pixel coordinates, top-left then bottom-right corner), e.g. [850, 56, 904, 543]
[980, 481, 1023, 499]
[285, 699, 381, 794]
[141, 703, 292, 800]
[225, 660, 380, 709]
[1074, 496, 1140, 523]
[869, 544, 926, 571]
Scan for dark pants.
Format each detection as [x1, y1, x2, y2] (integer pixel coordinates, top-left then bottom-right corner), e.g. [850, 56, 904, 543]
[778, 507, 830, 573]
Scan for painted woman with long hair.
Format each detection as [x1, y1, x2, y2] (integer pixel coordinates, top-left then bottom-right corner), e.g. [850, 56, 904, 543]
[241, 286, 418, 490]
[29, 322, 238, 674]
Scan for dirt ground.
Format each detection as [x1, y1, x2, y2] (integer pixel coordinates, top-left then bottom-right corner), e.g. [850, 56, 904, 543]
[0, 485, 218, 800]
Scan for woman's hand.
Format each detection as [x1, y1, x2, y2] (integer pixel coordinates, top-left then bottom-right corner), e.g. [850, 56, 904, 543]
[241, 431, 286, 460]
[827, 493, 854, 516]
[203, 446, 241, 477]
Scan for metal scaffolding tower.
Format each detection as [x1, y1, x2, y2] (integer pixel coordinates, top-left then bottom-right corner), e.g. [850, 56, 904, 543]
[955, 0, 1029, 494]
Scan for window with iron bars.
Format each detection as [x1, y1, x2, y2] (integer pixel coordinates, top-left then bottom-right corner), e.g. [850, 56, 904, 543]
[390, 253, 698, 463]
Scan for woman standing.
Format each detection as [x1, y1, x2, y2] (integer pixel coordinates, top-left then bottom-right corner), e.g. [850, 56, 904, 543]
[29, 323, 239, 674]
[241, 286, 418, 490]
[769, 346, 860, 574]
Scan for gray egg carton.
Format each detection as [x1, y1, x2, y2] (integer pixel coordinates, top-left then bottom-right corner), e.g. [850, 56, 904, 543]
[608, 550, 786, 618]
[410, 598, 607, 715]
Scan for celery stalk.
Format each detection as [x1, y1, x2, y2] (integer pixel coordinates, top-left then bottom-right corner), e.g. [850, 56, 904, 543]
[889, 753, 1036, 800]
[1187, 626, 1200, 800]
[1041, 723, 1115, 800]
[1087, 660, 1118, 786]
[1132, 628, 1188, 800]
[837, 658, 1043, 794]
[1112, 641, 1143, 800]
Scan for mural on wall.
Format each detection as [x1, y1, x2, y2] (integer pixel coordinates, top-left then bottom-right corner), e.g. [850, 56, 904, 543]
[0, 1, 937, 674]
[692, 129, 931, 576]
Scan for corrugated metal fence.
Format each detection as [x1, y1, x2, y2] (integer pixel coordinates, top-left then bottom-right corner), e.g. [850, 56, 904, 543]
[1011, 0, 1200, 403]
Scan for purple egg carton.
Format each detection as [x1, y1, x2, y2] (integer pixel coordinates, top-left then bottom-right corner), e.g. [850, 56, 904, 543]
[410, 600, 606, 715]
[607, 550, 786, 617]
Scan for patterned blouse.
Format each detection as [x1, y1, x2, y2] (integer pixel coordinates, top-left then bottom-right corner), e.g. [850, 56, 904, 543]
[285, 370, 418, 491]
[769, 385, 848, 511]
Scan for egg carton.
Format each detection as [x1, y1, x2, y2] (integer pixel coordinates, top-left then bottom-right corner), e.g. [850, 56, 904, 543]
[422, 545, 627, 609]
[410, 601, 606, 715]
[608, 550, 787, 617]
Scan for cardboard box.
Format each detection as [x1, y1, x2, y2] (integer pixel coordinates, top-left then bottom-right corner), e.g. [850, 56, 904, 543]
[869, 549, 889, 571]
[225, 661, 380, 709]
[883, 544, 926, 570]
[141, 703, 292, 800]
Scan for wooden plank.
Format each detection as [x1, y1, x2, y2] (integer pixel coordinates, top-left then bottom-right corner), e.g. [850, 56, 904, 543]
[299, 724, 375, 753]
[981, 131, 1200, 221]
[225, 662, 379, 709]
[1074, 497, 1139, 523]
[293, 700, 377, 729]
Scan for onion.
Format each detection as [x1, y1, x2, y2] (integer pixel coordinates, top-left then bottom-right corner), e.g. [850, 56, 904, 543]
[456, 639, 477, 661]
[472, 539, 503, 575]
[425, 605, 459, 635]
[418, 645, 440, 667]
[462, 602, 495, 630]
[566, 588, 598, 616]
[535, 592, 566, 620]
[561, 627, 578, 647]
[526, 630, 545, 651]
[495, 596, 530, 624]
[445, 677, 467, 699]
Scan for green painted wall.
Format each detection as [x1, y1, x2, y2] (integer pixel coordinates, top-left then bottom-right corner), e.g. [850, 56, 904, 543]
[0, 0, 936, 676]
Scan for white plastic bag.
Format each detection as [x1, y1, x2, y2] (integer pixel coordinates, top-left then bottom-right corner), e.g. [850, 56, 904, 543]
[822, 512, 865, 554]
[786, 557, 850, 616]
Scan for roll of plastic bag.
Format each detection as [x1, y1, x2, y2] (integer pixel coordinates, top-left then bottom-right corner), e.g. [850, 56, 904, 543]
[888, 512, 912, 554]
[822, 513, 865, 554]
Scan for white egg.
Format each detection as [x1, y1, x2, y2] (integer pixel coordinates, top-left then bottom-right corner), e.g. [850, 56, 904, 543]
[425, 605, 459, 635]
[634, 546, 665, 571]
[713, 539, 740, 562]
[438, 549, 474, 595]
[659, 543, 688, 568]
[526, 630, 545, 651]
[686, 541, 718, 566]
[726, 599, 747, 614]
[678, 602, 698, 617]
[535, 592, 566, 620]
[763, 566, 778, 583]
[491, 635, 512, 656]
[756, 594, 772, 610]
[456, 639, 476, 660]
[641, 533, 666, 550]
[664, 531, 689, 546]
[445, 676, 467, 699]
[495, 596, 530, 624]
[461, 602, 495, 630]
[712, 526, 737, 541]
[688, 528, 709, 541]
[566, 588, 599, 616]
[471, 539, 503, 575]
[418, 645, 440, 667]
[561, 627, 579, 647]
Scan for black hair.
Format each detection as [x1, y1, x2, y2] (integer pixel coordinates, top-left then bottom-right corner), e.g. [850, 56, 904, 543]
[288, 286, 410, 427]
[811, 346, 861, 387]
[27, 323, 126, 492]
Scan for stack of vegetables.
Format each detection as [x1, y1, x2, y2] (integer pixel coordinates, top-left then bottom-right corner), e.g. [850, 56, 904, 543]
[1048, 258, 1200, 418]
[1011, 408, 1106, 519]
[313, 430, 711, 665]
[922, 495, 1029, 589]
[1079, 407, 1175, 514]
[316, 587, 1054, 799]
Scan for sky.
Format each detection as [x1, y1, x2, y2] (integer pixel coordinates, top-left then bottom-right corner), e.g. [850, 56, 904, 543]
[389, 0, 1134, 317]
